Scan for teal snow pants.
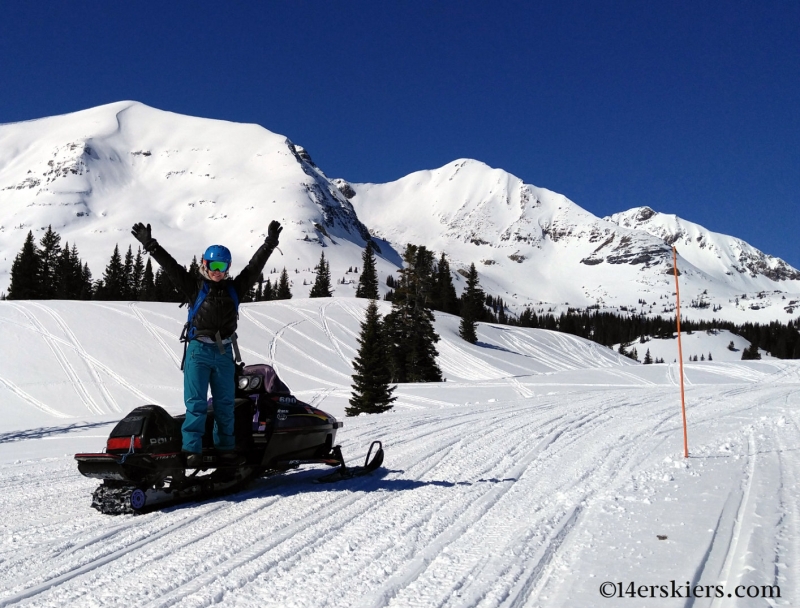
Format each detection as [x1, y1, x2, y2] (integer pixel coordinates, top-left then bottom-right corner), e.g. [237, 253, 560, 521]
[182, 339, 236, 454]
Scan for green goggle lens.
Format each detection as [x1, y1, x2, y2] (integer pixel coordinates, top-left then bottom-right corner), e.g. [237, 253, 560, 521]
[207, 260, 229, 272]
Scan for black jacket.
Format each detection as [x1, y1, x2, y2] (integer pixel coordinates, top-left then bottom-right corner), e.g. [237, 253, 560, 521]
[149, 240, 276, 340]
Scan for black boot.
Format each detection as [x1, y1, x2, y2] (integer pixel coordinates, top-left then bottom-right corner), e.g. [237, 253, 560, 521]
[183, 451, 203, 468]
[218, 451, 244, 466]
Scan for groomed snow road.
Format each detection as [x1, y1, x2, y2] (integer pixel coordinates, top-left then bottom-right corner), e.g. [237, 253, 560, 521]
[0, 300, 797, 607]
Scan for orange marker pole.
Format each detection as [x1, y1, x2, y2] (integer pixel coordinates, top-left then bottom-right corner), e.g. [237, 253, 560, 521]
[673, 246, 689, 458]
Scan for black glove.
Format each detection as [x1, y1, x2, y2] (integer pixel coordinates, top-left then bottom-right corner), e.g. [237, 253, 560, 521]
[265, 220, 282, 247]
[131, 222, 157, 252]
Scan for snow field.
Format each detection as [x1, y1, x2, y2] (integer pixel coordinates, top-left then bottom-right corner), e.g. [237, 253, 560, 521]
[0, 299, 797, 606]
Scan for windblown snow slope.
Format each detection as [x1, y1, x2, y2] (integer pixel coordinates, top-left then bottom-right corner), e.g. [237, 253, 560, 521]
[0, 298, 798, 607]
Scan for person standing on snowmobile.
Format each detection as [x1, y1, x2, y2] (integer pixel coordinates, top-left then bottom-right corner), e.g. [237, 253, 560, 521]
[131, 220, 282, 468]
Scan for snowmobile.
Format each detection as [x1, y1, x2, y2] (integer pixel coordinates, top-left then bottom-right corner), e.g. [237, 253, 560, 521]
[75, 363, 384, 515]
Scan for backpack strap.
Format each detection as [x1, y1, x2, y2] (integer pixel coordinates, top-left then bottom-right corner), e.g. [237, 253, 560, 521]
[225, 283, 242, 364]
[179, 281, 241, 370]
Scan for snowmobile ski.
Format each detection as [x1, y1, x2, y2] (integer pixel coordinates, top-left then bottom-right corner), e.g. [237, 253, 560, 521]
[315, 441, 384, 483]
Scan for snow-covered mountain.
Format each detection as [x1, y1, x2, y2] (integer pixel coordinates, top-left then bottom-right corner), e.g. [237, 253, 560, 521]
[2, 102, 798, 324]
[0, 101, 396, 297]
[609, 206, 800, 283]
[342, 159, 800, 323]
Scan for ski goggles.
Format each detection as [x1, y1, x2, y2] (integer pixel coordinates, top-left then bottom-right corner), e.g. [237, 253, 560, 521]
[204, 260, 229, 272]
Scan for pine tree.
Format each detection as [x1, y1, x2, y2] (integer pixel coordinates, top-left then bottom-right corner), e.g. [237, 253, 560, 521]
[309, 251, 332, 297]
[276, 268, 292, 299]
[355, 242, 379, 299]
[8, 231, 41, 299]
[154, 267, 181, 302]
[254, 273, 265, 302]
[122, 245, 135, 300]
[741, 342, 761, 360]
[383, 244, 442, 383]
[95, 245, 127, 300]
[262, 277, 274, 301]
[459, 263, 484, 344]
[132, 247, 144, 300]
[431, 252, 459, 314]
[139, 259, 156, 301]
[347, 300, 396, 416]
[188, 256, 200, 279]
[643, 348, 653, 364]
[55, 242, 83, 299]
[37, 225, 62, 299]
[80, 262, 94, 300]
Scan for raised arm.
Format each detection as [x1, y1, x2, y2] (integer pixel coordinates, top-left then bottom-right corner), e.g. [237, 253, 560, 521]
[131, 222, 197, 301]
[232, 220, 283, 296]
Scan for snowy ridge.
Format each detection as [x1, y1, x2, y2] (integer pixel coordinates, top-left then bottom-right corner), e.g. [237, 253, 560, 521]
[346, 160, 800, 324]
[0, 101, 390, 299]
[0, 298, 797, 606]
[609, 206, 800, 284]
[2, 102, 799, 325]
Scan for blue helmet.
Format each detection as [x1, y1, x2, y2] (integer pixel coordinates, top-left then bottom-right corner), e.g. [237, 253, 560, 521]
[202, 244, 232, 265]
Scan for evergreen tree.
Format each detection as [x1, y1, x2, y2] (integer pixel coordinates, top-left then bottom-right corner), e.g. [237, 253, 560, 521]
[459, 263, 484, 344]
[383, 244, 442, 383]
[355, 242, 379, 299]
[309, 251, 332, 297]
[55, 242, 83, 299]
[276, 268, 292, 299]
[188, 256, 200, 279]
[37, 225, 62, 299]
[741, 342, 761, 360]
[8, 231, 41, 299]
[122, 245, 135, 300]
[139, 259, 156, 301]
[80, 262, 94, 300]
[431, 252, 459, 314]
[154, 267, 181, 302]
[95, 245, 127, 300]
[347, 300, 396, 416]
[254, 273, 265, 301]
[643, 348, 653, 364]
[132, 247, 144, 300]
[262, 277, 274, 301]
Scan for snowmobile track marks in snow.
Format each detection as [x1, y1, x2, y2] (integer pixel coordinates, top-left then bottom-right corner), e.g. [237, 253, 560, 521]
[8, 302, 107, 416]
[128, 302, 183, 369]
[31, 302, 122, 413]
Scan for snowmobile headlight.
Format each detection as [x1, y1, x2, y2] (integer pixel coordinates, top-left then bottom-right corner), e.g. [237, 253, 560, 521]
[238, 376, 251, 390]
[248, 376, 262, 389]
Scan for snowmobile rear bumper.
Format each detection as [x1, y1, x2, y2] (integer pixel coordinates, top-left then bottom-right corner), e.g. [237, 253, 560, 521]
[75, 452, 183, 484]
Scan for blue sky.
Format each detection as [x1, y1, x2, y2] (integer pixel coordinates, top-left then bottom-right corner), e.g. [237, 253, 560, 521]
[1, 1, 798, 268]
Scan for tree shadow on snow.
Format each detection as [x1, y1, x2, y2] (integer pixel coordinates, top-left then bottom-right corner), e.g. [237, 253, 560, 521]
[0, 421, 113, 444]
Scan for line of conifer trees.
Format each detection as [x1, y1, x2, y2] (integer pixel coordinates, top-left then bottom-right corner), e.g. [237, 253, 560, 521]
[3, 226, 293, 303]
[509, 307, 800, 360]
